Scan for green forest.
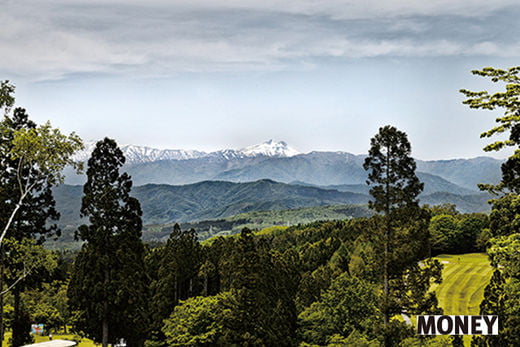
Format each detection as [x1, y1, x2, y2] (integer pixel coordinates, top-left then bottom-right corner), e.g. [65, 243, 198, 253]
[0, 66, 520, 347]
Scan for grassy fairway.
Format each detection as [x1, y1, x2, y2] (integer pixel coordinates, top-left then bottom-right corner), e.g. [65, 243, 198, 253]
[432, 253, 493, 315]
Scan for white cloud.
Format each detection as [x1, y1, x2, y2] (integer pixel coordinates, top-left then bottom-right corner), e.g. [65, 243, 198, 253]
[1, 0, 519, 80]
[34, 0, 518, 19]
[285, 0, 518, 19]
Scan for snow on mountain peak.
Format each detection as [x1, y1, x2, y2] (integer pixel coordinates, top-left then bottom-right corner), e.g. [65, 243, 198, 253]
[72, 141, 207, 163]
[72, 139, 300, 163]
[240, 140, 300, 157]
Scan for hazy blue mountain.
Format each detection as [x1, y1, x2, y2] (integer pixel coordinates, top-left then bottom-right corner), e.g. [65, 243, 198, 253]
[416, 157, 502, 191]
[420, 192, 491, 213]
[54, 179, 491, 234]
[213, 152, 367, 186]
[54, 179, 369, 227]
[65, 141, 502, 190]
[291, 172, 475, 196]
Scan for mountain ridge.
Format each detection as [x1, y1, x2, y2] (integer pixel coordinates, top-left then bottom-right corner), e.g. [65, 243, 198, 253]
[54, 179, 491, 231]
[66, 140, 503, 192]
[72, 139, 301, 163]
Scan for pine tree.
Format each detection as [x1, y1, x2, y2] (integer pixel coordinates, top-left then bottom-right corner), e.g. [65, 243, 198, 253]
[219, 229, 298, 346]
[148, 223, 203, 342]
[68, 138, 148, 347]
[363, 125, 440, 346]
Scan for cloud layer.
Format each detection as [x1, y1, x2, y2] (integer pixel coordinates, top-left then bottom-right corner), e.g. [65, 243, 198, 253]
[2, 0, 520, 80]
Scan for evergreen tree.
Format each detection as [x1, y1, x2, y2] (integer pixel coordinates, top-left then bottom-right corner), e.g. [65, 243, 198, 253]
[68, 138, 148, 347]
[363, 125, 440, 346]
[363, 125, 424, 214]
[218, 229, 298, 346]
[149, 224, 203, 342]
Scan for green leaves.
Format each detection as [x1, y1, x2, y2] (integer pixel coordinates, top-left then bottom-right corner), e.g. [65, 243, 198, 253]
[298, 273, 379, 345]
[163, 293, 230, 346]
[460, 66, 520, 153]
[10, 122, 83, 185]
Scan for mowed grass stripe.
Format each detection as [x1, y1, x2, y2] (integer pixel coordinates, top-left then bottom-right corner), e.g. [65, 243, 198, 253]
[456, 265, 482, 314]
[433, 253, 492, 316]
[438, 264, 474, 314]
[460, 266, 488, 315]
[441, 260, 464, 279]
[436, 263, 472, 300]
[467, 268, 494, 314]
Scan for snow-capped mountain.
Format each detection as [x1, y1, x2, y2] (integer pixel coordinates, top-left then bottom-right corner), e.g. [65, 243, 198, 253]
[241, 140, 300, 157]
[72, 140, 300, 164]
[207, 140, 301, 160]
[65, 140, 502, 195]
[72, 141, 207, 163]
[121, 145, 207, 163]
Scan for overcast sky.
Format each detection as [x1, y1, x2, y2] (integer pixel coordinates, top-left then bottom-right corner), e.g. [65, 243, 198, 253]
[2, 0, 520, 159]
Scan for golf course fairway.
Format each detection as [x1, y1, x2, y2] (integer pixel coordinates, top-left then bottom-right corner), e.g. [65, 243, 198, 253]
[433, 253, 493, 315]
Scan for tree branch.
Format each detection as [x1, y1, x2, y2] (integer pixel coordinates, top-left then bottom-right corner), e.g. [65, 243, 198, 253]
[0, 263, 31, 296]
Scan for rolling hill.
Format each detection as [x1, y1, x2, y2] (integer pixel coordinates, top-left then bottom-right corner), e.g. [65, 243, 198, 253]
[53, 179, 491, 232]
[53, 179, 369, 228]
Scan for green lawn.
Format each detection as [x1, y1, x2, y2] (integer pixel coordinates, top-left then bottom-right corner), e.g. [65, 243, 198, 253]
[432, 253, 493, 315]
[2, 332, 98, 346]
[429, 253, 493, 346]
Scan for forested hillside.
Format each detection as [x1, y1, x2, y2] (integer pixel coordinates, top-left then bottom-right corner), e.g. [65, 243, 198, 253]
[53, 180, 491, 229]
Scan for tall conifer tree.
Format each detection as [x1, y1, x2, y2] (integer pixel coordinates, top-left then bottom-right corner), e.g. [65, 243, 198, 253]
[363, 125, 440, 346]
[68, 138, 148, 347]
[148, 223, 203, 342]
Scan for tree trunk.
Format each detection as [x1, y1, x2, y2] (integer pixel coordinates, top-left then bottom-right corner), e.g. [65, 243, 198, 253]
[102, 316, 108, 347]
[384, 220, 389, 347]
[0, 251, 4, 344]
[174, 274, 178, 305]
[12, 287, 21, 347]
[384, 145, 391, 347]
[102, 268, 109, 347]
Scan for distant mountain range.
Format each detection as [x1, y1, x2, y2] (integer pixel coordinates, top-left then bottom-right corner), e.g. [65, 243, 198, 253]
[72, 139, 300, 164]
[54, 179, 491, 233]
[66, 140, 503, 193]
[53, 139, 500, 240]
[54, 179, 368, 227]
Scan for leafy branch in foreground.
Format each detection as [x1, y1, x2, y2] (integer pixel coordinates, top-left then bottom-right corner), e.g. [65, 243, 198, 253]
[462, 67, 520, 346]
[0, 122, 83, 247]
[460, 66, 520, 152]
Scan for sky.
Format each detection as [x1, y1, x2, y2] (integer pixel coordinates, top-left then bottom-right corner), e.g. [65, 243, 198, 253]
[2, 0, 520, 160]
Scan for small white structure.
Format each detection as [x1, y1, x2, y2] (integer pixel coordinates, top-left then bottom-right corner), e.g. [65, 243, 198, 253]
[23, 340, 77, 347]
